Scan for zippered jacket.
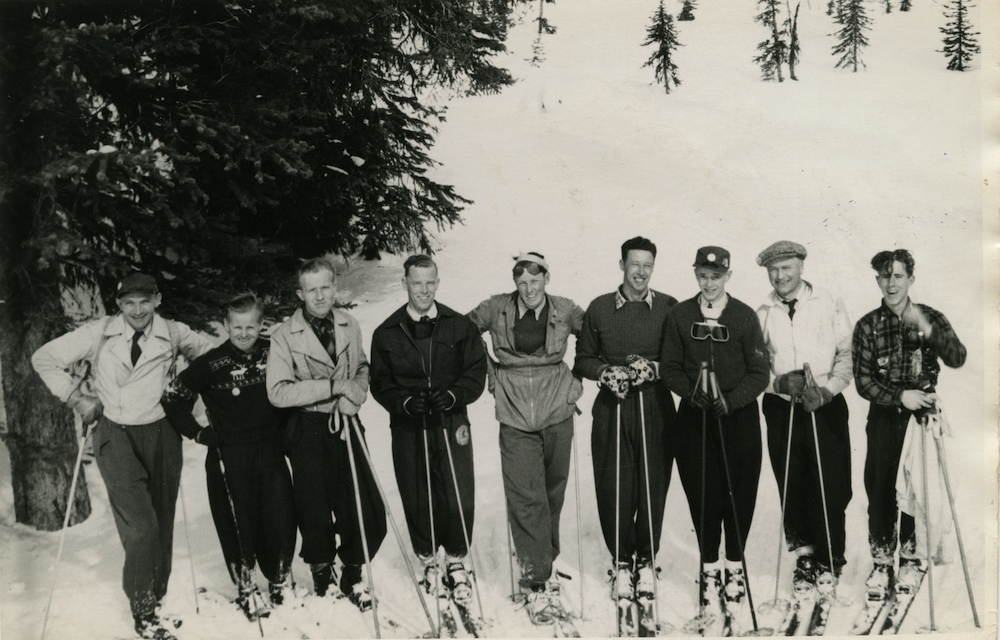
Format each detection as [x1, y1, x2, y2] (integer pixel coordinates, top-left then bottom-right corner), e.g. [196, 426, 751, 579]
[370, 302, 487, 430]
[468, 292, 585, 432]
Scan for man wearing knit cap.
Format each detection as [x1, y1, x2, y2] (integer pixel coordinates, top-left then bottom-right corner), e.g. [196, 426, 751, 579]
[660, 246, 769, 629]
[32, 272, 213, 640]
[574, 237, 678, 610]
[755, 240, 854, 598]
[468, 252, 585, 625]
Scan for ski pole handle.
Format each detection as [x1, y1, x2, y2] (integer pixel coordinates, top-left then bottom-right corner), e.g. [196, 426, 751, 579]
[699, 361, 709, 394]
[803, 362, 816, 389]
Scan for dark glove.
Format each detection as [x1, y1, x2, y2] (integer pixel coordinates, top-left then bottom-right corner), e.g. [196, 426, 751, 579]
[802, 386, 834, 413]
[599, 366, 631, 400]
[67, 388, 104, 426]
[402, 390, 431, 416]
[429, 388, 456, 413]
[773, 370, 806, 399]
[690, 386, 714, 411]
[196, 427, 221, 448]
[625, 355, 657, 386]
[711, 394, 731, 418]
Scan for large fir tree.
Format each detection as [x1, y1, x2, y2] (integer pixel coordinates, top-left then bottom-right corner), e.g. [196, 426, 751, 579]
[642, 1, 682, 94]
[939, 0, 980, 70]
[831, 0, 872, 71]
[0, 0, 517, 530]
[754, 0, 788, 81]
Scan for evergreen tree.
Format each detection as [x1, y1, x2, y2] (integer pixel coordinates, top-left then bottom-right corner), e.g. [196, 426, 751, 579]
[939, 0, 980, 70]
[642, 1, 682, 94]
[537, 0, 556, 35]
[900, 0, 912, 10]
[754, 0, 788, 81]
[831, 0, 872, 71]
[884, 0, 893, 13]
[678, 0, 696, 21]
[785, 1, 802, 80]
[0, 0, 516, 530]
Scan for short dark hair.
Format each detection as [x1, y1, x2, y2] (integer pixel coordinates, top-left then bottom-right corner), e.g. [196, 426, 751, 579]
[621, 236, 657, 262]
[871, 249, 915, 277]
[225, 292, 263, 320]
[512, 252, 548, 278]
[297, 257, 337, 286]
[403, 254, 437, 277]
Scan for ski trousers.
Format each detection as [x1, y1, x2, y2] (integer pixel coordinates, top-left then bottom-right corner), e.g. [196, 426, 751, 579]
[392, 420, 475, 559]
[500, 417, 574, 587]
[93, 417, 181, 618]
[590, 384, 675, 565]
[205, 438, 297, 588]
[284, 412, 386, 567]
[674, 399, 761, 564]
[762, 393, 852, 570]
[864, 403, 917, 565]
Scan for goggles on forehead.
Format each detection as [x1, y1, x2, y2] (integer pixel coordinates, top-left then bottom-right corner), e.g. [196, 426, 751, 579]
[691, 322, 729, 342]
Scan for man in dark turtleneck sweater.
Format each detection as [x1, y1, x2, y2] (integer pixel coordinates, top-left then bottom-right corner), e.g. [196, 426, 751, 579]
[574, 236, 678, 608]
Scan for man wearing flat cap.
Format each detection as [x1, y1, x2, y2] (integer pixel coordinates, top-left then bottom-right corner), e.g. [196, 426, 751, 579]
[468, 252, 585, 624]
[660, 246, 769, 626]
[755, 241, 854, 597]
[33, 272, 213, 640]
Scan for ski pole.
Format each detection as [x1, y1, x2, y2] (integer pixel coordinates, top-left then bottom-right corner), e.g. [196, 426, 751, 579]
[615, 398, 623, 637]
[765, 397, 795, 610]
[709, 371, 762, 633]
[696, 363, 708, 629]
[918, 415, 935, 631]
[504, 498, 516, 600]
[421, 424, 443, 637]
[803, 363, 838, 602]
[40, 420, 90, 640]
[349, 416, 438, 637]
[572, 415, 585, 617]
[637, 389, 661, 632]
[216, 448, 265, 637]
[178, 473, 200, 615]
[343, 413, 381, 638]
[440, 424, 487, 623]
[931, 420, 980, 627]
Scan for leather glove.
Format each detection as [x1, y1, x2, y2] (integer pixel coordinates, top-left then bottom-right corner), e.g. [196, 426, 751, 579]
[402, 389, 431, 416]
[67, 388, 104, 426]
[690, 386, 714, 411]
[332, 379, 366, 406]
[711, 394, 731, 418]
[599, 366, 631, 400]
[429, 388, 456, 413]
[195, 427, 221, 448]
[338, 396, 361, 416]
[625, 355, 657, 386]
[802, 386, 834, 413]
[773, 370, 806, 399]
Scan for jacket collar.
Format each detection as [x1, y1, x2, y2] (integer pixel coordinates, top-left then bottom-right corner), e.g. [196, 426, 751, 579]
[104, 313, 171, 341]
[763, 280, 816, 309]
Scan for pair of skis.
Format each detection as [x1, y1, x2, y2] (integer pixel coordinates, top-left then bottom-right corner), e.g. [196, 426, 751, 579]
[851, 567, 926, 635]
[434, 590, 485, 638]
[617, 592, 656, 637]
[681, 578, 747, 637]
[777, 583, 831, 636]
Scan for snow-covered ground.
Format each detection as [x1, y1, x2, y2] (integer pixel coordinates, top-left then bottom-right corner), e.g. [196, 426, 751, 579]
[2, 0, 996, 638]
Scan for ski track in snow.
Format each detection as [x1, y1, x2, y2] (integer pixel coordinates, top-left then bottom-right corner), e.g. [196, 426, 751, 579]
[1, 0, 994, 638]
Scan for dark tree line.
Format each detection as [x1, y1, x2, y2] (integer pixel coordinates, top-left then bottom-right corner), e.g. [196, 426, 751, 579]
[0, 0, 520, 529]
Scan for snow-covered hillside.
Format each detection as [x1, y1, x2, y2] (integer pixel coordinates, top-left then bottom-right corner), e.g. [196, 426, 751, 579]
[1, 0, 996, 638]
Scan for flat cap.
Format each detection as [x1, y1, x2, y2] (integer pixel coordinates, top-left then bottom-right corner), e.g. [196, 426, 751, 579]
[756, 240, 807, 267]
[116, 272, 158, 298]
[693, 246, 730, 271]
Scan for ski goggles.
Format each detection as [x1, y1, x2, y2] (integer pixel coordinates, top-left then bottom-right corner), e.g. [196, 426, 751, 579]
[690, 322, 729, 342]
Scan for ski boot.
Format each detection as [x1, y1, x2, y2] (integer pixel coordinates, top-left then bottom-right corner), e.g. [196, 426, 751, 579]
[724, 566, 746, 604]
[609, 561, 634, 601]
[864, 562, 894, 601]
[268, 577, 290, 606]
[341, 563, 373, 612]
[445, 561, 474, 607]
[526, 583, 556, 626]
[134, 612, 178, 640]
[895, 557, 925, 592]
[235, 585, 271, 621]
[310, 561, 337, 597]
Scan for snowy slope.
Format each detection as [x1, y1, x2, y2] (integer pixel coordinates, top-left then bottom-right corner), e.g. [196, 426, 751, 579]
[1, 0, 996, 638]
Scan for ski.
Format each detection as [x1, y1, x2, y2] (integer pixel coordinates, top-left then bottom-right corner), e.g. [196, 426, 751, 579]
[779, 584, 817, 636]
[721, 597, 741, 638]
[453, 598, 485, 638]
[637, 595, 656, 637]
[618, 597, 639, 637]
[848, 590, 890, 635]
[553, 609, 581, 638]
[682, 574, 725, 637]
[805, 595, 831, 636]
[878, 565, 926, 635]
[439, 596, 460, 638]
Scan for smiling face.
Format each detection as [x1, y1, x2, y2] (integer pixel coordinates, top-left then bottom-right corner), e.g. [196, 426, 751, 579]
[515, 270, 549, 310]
[404, 265, 439, 315]
[767, 257, 804, 299]
[877, 260, 914, 314]
[297, 268, 337, 319]
[225, 308, 263, 353]
[118, 293, 161, 332]
[620, 249, 655, 299]
[695, 267, 731, 304]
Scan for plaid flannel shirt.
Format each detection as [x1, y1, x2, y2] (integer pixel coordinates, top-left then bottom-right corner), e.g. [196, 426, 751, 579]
[852, 299, 966, 406]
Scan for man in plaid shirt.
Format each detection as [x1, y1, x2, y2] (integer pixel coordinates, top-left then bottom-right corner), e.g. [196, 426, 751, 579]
[852, 249, 966, 599]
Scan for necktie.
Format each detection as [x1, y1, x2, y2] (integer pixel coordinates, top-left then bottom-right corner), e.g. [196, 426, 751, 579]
[783, 298, 797, 321]
[131, 331, 142, 366]
[420, 315, 430, 323]
[312, 317, 337, 363]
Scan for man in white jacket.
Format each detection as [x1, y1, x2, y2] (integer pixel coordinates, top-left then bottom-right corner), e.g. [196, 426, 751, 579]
[755, 241, 853, 593]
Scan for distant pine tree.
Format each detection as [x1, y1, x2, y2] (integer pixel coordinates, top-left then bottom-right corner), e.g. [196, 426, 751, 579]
[939, 0, 980, 70]
[754, 0, 788, 81]
[785, 1, 802, 80]
[537, 0, 556, 35]
[678, 0, 696, 21]
[831, 0, 871, 71]
[900, 0, 912, 10]
[642, 0, 682, 93]
[884, 0, 893, 13]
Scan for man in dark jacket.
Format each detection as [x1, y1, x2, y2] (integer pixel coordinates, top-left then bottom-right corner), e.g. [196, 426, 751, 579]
[161, 292, 296, 619]
[369, 254, 487, 612]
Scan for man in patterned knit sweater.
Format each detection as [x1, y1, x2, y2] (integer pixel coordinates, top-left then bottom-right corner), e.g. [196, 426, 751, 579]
[573, 236, 678, 604]
[660, 246, 769, 615]
[161, 292, 296, 619]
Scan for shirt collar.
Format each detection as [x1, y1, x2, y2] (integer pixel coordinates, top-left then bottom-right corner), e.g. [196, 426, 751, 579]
[125, 322, 149, 342]
[517, 295, 547, 319]
[615, 287, 655, 311]
[406, 302, 438, 322]
[699, 292, 729, 320]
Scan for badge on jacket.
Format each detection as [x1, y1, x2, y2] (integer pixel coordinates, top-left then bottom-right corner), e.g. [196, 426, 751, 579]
[455, 423, 471, 446]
